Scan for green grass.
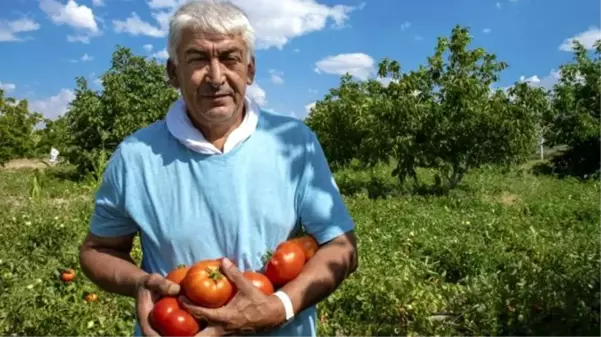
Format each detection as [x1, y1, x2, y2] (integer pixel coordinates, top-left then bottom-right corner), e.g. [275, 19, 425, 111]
[0, 163, 599, 336]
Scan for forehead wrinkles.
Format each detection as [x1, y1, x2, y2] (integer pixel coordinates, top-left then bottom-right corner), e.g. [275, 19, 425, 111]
[180, 29, 246, 54]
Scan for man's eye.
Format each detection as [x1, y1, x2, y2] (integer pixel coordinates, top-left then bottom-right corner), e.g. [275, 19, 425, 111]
[188, 56, 208, 62]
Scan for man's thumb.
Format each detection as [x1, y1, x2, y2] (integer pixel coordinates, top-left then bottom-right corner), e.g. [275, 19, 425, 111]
[160, 279, 181, 296]
[146, 274, 181, 296]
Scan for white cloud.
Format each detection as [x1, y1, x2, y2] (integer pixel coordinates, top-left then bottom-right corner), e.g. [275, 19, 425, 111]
[0, 82, 16, 92]
[143, 43, 154, 52]
[67, 34, 93, 43]
[92, 0, 104, 6]
[414, 35, 423, 41]
[496, 2, 501, 8]
[246, 82, 266, 106]
[29, 89, 76, 120]
[305, 101, 316, 114]
[519, 69, 561, 90]
[483, 28, 491, 34]
[113, 12, 165, 38]
[559, 26, 601, 51]
[40, 0, 99, 32]
[112, 0, 361, 50]
[269, 69, 284, 84]
[81, 53, 92, 61]
[150, 48, 169, 59]
[314, 53, 374, 80]
[401, 21, 411, 30]
[0, 18, 40, 42]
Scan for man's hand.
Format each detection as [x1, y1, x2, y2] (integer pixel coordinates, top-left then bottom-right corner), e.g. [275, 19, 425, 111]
[136, 273, 182, 337]
[179, 258, 285, 336]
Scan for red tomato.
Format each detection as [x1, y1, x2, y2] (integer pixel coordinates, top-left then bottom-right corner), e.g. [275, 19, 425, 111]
[61, 268, 76, 282]
[150, 297, 201, 336]
[243, 271, 275, 295]
[264, 241, 306, 286]
[166, 265, 190, 285]
[181, 259, 234, 308]
[289, 235, 319, 262]
[160, 309, 201, 337]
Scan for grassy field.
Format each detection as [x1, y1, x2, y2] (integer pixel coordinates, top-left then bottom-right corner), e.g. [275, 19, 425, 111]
[0, 161, 599, 336]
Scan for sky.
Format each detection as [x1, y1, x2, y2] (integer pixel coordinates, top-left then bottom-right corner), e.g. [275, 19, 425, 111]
[0, 0, 600, 121]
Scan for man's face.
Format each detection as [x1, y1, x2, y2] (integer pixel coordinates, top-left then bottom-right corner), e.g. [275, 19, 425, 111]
[168, 28, 255, 126]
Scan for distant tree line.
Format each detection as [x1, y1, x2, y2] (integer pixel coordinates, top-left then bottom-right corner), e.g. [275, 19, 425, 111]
[1, 26, 598, 188]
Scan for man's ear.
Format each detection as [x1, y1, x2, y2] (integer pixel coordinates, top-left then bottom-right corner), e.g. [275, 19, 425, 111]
[166, 59, 180, 88]
[246, 56, 256, 85]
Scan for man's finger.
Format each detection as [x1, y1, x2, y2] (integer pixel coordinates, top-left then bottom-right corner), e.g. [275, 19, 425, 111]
[195, 324, 227, 337]
[136, 288, 160, 337]
[179, 296, 227, 323]
[219, 258, 255, 294]
[146, 273, 181, 296]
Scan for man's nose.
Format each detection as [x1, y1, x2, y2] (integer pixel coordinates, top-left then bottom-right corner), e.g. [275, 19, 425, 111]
[207, 59, 225, 87]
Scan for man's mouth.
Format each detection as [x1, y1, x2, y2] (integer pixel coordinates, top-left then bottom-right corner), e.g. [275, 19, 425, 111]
[202, 93, 230, 98]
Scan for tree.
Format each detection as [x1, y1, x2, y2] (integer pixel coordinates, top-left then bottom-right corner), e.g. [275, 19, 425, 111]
[307, 25, 540, 191]
[304, 74, 390, 170]
[63, 46, 179, 175]
[545, 40, 600, 177]
[0, 90, 43, 166]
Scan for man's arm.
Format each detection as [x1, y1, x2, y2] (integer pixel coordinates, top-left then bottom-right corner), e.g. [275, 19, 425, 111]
[79, 232, 149, 298]
[78, 146, 148, 297]
[275, 129, 359, 318]
[276, 231, 357, 316]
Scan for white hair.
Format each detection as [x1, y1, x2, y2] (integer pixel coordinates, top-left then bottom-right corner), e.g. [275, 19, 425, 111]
[168, 0, 255, 64]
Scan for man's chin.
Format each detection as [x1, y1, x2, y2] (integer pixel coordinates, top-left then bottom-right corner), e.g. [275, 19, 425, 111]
[201, 106, 237, 123]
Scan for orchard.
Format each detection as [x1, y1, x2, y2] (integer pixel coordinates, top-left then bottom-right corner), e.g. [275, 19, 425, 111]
[0, 26, 599, 336]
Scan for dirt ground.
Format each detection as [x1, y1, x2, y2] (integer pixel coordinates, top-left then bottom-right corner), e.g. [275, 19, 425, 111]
[1, 158, 55, 170]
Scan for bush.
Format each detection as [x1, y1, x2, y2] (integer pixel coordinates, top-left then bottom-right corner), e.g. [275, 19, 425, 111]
[0, 166, 598, 336]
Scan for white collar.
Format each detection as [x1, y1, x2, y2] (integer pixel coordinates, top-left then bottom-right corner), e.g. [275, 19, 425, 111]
[166, 95, 260, 155]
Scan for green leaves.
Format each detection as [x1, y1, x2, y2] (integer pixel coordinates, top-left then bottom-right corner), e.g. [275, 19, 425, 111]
[0, 90, 44, 166]
[307, 25, 539, 191]
[63, 45, 179, 176]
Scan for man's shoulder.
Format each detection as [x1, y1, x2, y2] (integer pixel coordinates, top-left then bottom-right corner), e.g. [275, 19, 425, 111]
[116, 120, 171, 160]
[257, 109, 315, 140]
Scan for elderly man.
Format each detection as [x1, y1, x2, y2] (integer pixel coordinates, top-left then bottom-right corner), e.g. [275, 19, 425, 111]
[78, 0, 357, 336]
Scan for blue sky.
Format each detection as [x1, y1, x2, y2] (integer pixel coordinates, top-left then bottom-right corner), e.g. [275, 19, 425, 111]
[1, 0, 599, 120]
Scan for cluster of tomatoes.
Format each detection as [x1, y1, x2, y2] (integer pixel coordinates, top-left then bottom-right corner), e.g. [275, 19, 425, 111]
[59, 268, 99, 303]
[149, 235, 319, 337]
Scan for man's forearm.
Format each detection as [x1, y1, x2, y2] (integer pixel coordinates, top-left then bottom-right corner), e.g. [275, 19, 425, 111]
[277, 231, 358, 316]
[79, 247, 148, 298]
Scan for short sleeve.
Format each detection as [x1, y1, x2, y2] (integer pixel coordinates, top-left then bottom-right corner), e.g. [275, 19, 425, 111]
[89, 146, 139, 237]
[297, 131, 355, 245]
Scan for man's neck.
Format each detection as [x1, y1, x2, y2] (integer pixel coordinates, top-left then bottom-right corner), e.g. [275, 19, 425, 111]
[190, 106, 246, 152]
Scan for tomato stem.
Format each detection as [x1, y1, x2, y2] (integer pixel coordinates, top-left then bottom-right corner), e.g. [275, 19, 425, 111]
[261, 250, 273, 265]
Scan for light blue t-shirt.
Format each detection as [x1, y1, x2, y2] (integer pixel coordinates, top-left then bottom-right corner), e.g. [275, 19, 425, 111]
[89, 109, 355, 337]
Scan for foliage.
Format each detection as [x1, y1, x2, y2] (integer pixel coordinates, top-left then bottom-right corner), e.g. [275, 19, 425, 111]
[542, 40, 601, 178]
[34, 116, 70, 157]
[307, 26, 540, 191]
[0, 165, 598, 336]
[63, 45, 179, 175]
[0, 90, 44, 166]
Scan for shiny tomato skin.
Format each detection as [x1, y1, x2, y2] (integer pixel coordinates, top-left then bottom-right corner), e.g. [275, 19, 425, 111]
[264, 241, 306, 286]
[166, 265, 191, 285]
[181, 259, 234, 308]
[289, 235, 319, 261]
[243, 271, 275, 295]
[150, 297, 180, 332]
[150, 297, 201, 336]
[160, 309, 201, 337]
